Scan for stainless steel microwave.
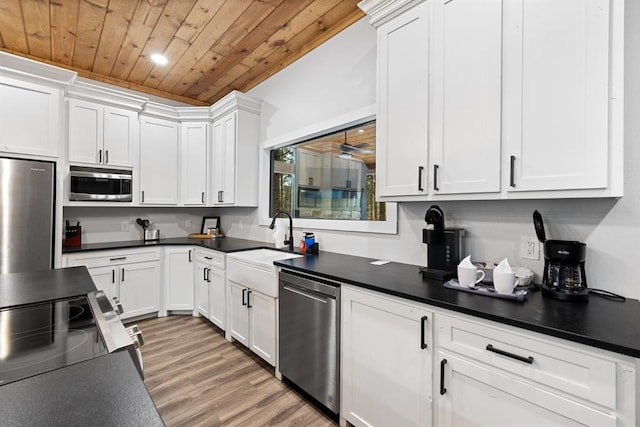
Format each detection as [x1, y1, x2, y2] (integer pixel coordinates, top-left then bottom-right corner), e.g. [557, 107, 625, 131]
[69, 167, 132, 202]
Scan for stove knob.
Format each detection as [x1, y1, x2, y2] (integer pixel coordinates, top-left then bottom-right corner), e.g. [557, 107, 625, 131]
[126, 325, 144, 347]
[112, 297, 124, 316]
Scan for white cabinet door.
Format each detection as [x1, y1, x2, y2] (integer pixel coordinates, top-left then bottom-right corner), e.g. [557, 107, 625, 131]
[435, 350, 615, 427]
[181, 122, 208, 205]
[68, 99, 103, 165]
[212, 111, 236, 205]
[248, 290, 276, 366]
[330, 156, 350, 189]
[376, 2, 430, 197]
[430, 0, 501, 194]
[208, 267, 226, 329]
[0, 76, 60, 158]
[195, 262, 209, 318]
[68, 101, 136, 167]
[163, 248, 194, 311]
[103, 106, 136, 168]
[119, 261, 161, 320]
[503, 0, 610, 192]
[341, 286, 433, 427]
[227, 280, 249, 346]
[87, 266, 118, 302]
[139, 117, 179, 205]
[297, 149, 322, 188]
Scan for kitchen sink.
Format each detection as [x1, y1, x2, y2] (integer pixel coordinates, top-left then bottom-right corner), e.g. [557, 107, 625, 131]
[229, 249, 303, 267]
[227, 249, 303, 297]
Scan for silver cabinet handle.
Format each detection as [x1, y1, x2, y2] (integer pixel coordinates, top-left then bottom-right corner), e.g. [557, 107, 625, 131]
[121, 268, 125, 282]
[110, 256, 127, 261]
[188, 250, 192, 262]
[98, 149, 102, 163]
[201, 192, 205, 204]
[141, 190, 145, 203]
[105, 150, 109, 164]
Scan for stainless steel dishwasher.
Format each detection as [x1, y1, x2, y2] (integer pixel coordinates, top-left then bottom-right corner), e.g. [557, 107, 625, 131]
[278, 269, 341, 415]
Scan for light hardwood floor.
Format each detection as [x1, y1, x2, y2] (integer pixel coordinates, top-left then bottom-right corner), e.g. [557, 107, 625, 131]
[134, 315, 338, 427]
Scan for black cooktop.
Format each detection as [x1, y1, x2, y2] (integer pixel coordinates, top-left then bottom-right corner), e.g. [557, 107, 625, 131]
[0, 295, 108, 385]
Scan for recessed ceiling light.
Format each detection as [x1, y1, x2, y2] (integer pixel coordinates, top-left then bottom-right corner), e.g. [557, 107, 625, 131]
[358, 129, 364, 133]
[150, 53, 168, 65]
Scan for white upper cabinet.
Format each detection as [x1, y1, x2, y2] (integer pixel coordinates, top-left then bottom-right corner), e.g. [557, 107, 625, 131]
[211, 91, 261, 207]
[212, 111, 237, 205]
[361, 0, 623, 200]
[297, 149, 322, 188]
[0, 75, 61, 158]
[139, 116, 179, 205]
[180, 121, 209, 206]
[430, 0, 502, 195]
[68, 99, 136, 168]
[374, 1, 431, 198]
[503, 0, 612, 194]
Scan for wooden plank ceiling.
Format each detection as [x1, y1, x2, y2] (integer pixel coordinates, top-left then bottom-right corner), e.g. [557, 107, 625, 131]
[0, 0, 364, 106]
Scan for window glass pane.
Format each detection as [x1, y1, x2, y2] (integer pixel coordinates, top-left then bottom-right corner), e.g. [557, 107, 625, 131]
[270, 121, 385, 221]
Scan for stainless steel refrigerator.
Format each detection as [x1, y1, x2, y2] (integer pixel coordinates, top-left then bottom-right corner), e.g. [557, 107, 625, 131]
[0, 157, 55, 274]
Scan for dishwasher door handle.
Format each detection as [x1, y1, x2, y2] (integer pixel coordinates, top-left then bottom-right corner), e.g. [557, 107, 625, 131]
[283, 284, 329, 303]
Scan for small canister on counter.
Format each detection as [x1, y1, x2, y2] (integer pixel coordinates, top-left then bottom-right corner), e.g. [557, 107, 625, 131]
[65, 220, 81, 247]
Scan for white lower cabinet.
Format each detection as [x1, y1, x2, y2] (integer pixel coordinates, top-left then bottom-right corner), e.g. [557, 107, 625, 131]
[228, 281, 250, 346]
[340, 286, 637, 427]
[434, 313, 636, 427]
[118, 261, 162, 319]
[226, 253, 279, 367]
[436, 350, 615, 427]
[195, 248, 226, 329]
[341, 285, 433, 427]
[227, 280, 276, 365]
[247, 289, 276, 362]
[64, 248, 161, 321]
[163, 247, 194, 313]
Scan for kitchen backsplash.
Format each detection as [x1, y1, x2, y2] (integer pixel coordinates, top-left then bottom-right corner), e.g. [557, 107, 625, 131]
[63, 207, 216, 243]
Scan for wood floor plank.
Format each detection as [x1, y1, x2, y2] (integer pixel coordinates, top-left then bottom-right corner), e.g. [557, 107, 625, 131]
[132, 315, 337, 427]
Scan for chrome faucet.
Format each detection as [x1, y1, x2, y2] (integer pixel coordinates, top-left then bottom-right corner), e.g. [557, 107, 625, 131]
[269, 211, 294, 251]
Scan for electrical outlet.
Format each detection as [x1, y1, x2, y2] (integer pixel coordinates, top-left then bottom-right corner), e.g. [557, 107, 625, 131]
[185, 219, 192, 228]
[121, 221, 129, 232]
[520, 236, 540, 260]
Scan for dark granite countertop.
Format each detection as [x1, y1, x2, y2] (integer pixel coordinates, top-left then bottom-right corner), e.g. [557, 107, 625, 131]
[62, 236, 273, 254]
[0, 266, 96, 309]
[276, 251, 640, 359]
[0, 350, 163, 426]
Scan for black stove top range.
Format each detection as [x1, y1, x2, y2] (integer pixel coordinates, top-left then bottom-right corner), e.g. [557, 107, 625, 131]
[0, 291, 136, 385]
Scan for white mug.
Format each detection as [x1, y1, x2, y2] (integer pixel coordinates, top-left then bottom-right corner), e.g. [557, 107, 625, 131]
[493, 271, 520, 294]
[457, 266, 485, 288]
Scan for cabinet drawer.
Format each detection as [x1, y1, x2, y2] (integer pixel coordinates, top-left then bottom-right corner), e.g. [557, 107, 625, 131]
[65, 248, 161, 268]
[436, 313, 616, 409]
[195, 249, 225, 269]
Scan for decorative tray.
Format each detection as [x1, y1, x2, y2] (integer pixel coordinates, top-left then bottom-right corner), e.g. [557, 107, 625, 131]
[444, 279, 528, 302]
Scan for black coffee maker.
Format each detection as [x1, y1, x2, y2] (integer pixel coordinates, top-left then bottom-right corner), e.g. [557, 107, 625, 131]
[533, 210, 588, 302]
[421, 205, 464, 280]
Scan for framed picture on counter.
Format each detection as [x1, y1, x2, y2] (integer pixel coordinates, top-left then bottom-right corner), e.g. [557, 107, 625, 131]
[201, 216, 220, 234]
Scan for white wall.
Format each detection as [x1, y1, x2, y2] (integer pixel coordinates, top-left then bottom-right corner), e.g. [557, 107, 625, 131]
[218, 11, 640, 299]
[63, 207, 216, 243]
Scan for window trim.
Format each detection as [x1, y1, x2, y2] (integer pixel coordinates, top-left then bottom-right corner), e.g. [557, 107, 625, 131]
[258, 107, 398, 234]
